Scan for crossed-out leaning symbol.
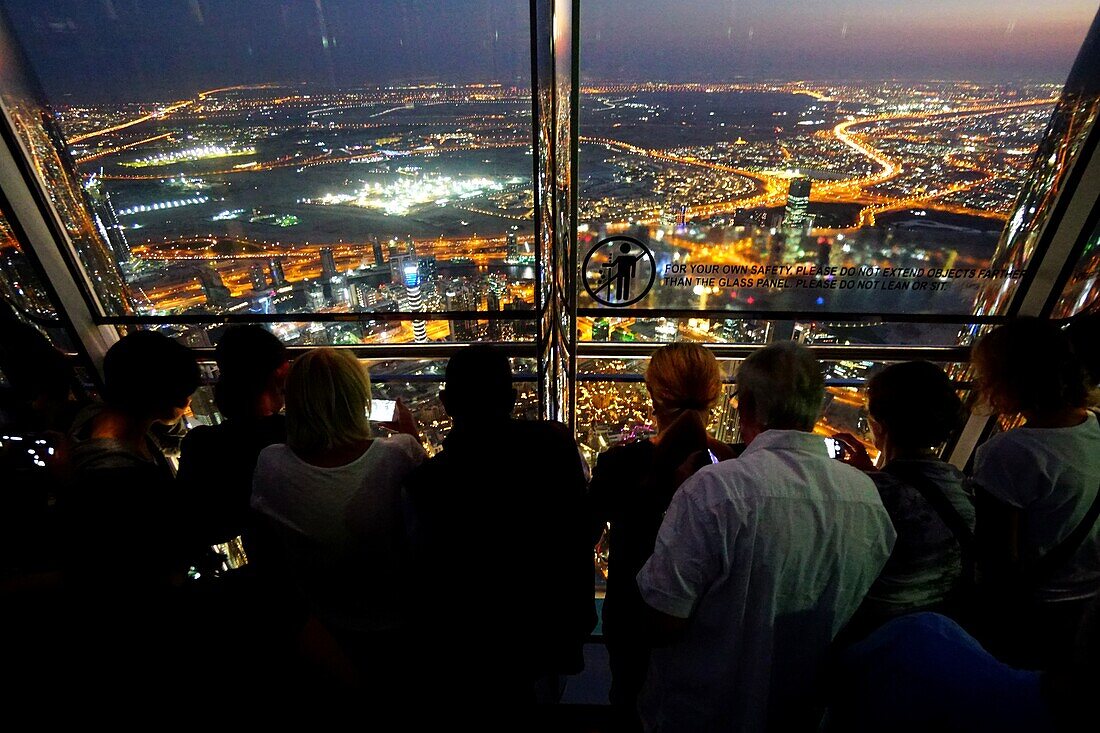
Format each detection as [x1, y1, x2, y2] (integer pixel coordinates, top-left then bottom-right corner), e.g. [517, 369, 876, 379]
[582, 235, 656, 307]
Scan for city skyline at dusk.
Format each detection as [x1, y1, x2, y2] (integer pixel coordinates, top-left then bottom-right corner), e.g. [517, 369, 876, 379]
[1, 1, 1097, 448]
[0, 1, 1096, 103]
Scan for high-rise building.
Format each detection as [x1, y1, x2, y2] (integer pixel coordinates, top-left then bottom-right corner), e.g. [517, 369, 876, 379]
[446, 286, 477, 341]
[196, 268, 232, 307]
[320, 247, 338, 280]
[371, 236, 384, 267]
[330, 273, 352, 307]
[418, 256, 438, 285]
[268, 257, 287, 286]
[249, 262, 269, 291]
[403, 264, 428, 343]
[784, 176, 811, 230]
[487, 289, 502, 340]
[816, 238, 832, 272]
[306, 281, 326, 310]
[506, 231, 519, 261]
[389, 244, 414, 284]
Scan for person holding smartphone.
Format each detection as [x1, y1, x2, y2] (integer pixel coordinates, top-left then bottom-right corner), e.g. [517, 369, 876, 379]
[251, 348, 424, 701]
[833, 361, 975, 641]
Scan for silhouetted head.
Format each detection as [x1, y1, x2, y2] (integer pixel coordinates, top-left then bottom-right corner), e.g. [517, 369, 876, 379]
[1064, 314, 1100, 390]
[868, 361, 964, 455]
[285, 348, 372, 455]
[973, 317, 1087, 416]
[213, 325, 289, 420]
[441, 345, 516, 425]
[644, 342, 723, 433]
[736, 341, 824, 443]
[103, 331, 199, 424]
[619, 242, 631, 254]
[0, 317, 73, 407]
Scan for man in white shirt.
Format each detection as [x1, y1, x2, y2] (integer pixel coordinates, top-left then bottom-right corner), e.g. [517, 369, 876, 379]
[636, 341, 896, 732]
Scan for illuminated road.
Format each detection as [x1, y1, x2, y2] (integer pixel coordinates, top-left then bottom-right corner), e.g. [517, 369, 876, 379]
[97, 140, 528, 181]
[75, 132, 176, 164]
[620, 97, 1058, 224]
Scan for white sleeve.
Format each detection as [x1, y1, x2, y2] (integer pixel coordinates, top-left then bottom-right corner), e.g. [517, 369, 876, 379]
[393, 433, 428, 467]
[637, 476, 724, 619]
[972, 434, 1040, 509]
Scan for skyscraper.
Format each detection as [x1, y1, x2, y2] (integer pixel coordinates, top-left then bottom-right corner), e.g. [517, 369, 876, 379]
[320, 247, 338, 280]
[249, 262, 269, 291]
[306, 281, 326, 310]
[197, 267, 232, 307]
[418, 256, 438, 284]
[371, 236, 385, 267]
[816, 238, 832, 272]
[268, 257, 287, 286]
[389, 244, 413, 284]
[403, 264, 428, 343]
[784, 176, 811, 230]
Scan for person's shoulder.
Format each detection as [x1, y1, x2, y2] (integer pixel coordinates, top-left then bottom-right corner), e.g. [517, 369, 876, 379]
[514, 418, 572, 440]
[255, 442, 292, 470]
[509, 418, 581, 454]
[978, 427, 1024, 453]
[822, 457, 881, 498]
[179, 422, 222, 452]
[675, 459, 750, 505]
[598, 437, 653, 463]
[375, 432, 426, 457]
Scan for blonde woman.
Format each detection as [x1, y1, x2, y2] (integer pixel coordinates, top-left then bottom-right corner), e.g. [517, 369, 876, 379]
[587, 342, 732, 728]
[251, 348, 423, 686]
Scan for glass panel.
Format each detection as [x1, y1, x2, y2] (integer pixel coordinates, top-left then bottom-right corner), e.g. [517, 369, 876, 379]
[0, 212, 56, 321]
[1, 1, 534, 324]
[577, 2, 1098, 325]
[187, 355, 539, 456]
[579, 315, 978, 346]
[0, 209, 77, 351]
[576, 356, 973, 463]
[127, 319, 537, 349]
[1051, 214, 1100, 318]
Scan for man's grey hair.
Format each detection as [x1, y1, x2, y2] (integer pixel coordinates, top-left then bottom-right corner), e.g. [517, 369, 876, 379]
[736, 341, 825, 431]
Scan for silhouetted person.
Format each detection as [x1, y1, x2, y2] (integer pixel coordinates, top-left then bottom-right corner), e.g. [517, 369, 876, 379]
[404, 345, 595, 718]
[0, 314, 79, 574]
[0, 314, 80, 701]
[0, 310, 79, 435]
[178, 325, 290, 547]
[824, 612, 1056, 733]
[1065, 313, 1100, 406]
[62, 330, 200, 695]
[824, 595, 1100, 733]
[835, 361, 975, 638]
[588, 342, 734, 730]
[175, 326, 302, 693]
[971, 317, 1100, 668]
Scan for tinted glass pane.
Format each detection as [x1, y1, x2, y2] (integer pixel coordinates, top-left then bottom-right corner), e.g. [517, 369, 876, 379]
[1052, 214, 1100, 318]
[578, 1, 1097, 323]
[186, 355, 539, 456]
[2, 0, 535, 328]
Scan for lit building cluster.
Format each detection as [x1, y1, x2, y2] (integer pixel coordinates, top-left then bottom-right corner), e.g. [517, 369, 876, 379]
[305, 174, 513, 217]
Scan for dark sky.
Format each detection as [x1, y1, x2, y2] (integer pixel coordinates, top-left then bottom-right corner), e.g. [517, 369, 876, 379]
[2, 0, 1096, 102]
